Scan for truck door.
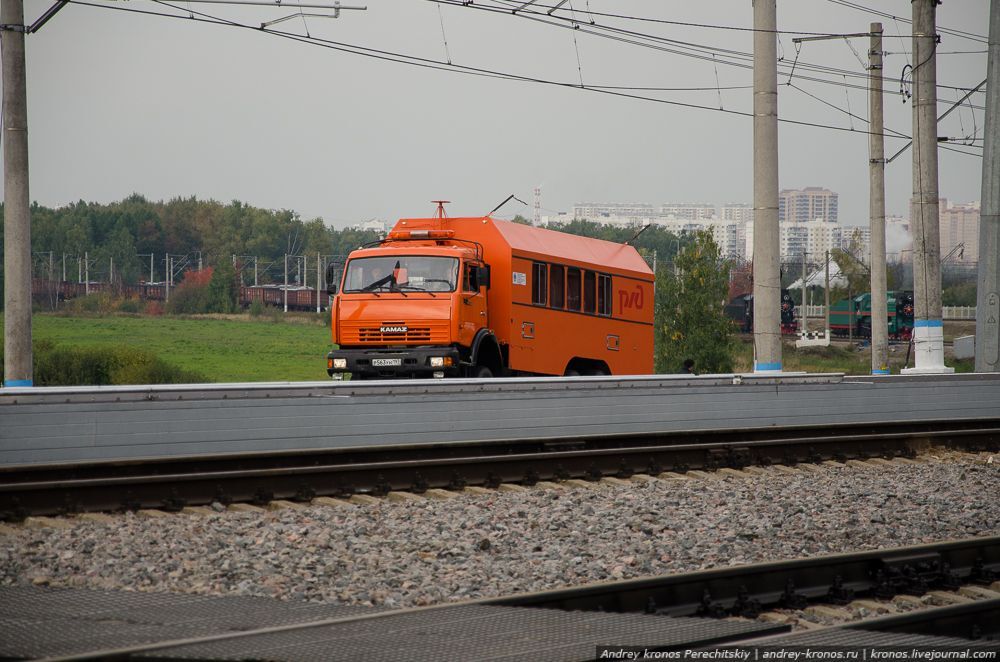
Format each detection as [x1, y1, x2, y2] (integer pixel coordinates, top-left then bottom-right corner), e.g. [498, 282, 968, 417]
[459, 262, 488, 347]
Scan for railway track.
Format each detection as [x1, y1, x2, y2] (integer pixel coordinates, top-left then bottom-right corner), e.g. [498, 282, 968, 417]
[2, 420, 997, 521]
[4, 537, 997, 660]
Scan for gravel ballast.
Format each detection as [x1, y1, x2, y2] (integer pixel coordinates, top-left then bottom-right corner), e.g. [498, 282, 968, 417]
[2, 456, 998, 608]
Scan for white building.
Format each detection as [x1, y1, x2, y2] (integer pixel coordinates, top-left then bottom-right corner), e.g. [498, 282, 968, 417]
[659, 203, 716, 221]
[573, 202, 657, 223]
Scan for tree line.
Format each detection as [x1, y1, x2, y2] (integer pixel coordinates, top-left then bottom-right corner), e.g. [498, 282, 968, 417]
[1, 196, 736, 373]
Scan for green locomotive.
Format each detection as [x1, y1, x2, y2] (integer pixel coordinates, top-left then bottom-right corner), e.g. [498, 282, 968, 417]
[828, 290, 915, 340]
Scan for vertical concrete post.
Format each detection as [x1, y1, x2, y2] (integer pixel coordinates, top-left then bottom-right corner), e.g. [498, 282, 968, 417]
[904, 0, 953, 374]
[284, 254, 289, 313]
[316, 252, 322, 313]
[869, 23, 890, 374]
[976, 0, 1000, 372]
[752, 0, 782, 373]
[2, 0, 32, 387]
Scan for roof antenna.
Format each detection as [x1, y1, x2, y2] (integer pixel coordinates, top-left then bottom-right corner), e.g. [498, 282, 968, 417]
[487, 194, 527, 217]
[624, 220, 652, 245]
[432, 200, 450, 219]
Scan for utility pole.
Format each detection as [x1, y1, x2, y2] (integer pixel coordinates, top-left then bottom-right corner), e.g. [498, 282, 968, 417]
[752, 0, 782, 373]
[254, 256, 258, 287]
[316, 252, 322, 313]
[84, 251, 90, 295]
[800, 250, 808, 335]
[825, 250, 831, 336]
[903, 0, 953, 374]
[61, 253, 66, 282]
[2, 0, 32, 387]
[165, 255, 171, 301]
[284, 253, 289, 313]
[869, 22, 890, 375]
[977, 0, 1000, 372]
[149, 253, 154, 283]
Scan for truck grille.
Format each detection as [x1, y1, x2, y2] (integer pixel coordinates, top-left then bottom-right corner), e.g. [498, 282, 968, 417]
[341, 321, 449, 345]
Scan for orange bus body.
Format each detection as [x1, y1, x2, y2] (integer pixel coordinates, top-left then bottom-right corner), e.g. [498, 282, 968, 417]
[327, 215, 654, 378]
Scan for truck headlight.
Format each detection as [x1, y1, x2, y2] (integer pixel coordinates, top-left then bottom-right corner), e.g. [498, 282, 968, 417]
[333, 358, 348, 369]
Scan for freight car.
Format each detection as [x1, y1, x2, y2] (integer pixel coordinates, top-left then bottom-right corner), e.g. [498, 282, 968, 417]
[829, 290, 914, 340]
[33, 278, 326, 312]
[724, 290, 798, 335]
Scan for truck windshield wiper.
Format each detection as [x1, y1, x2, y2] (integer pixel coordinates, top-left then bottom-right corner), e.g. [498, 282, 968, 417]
[398, 285, 436, 297]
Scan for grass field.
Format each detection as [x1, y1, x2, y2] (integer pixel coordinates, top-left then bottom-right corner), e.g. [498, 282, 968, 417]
[4, 313, 334, 383]
[2, 313, 977, 384]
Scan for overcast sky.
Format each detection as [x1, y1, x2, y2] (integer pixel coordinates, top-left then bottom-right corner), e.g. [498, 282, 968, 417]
[12, 0, 990, 228]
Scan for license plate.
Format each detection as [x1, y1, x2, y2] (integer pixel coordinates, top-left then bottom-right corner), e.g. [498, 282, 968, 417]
[371, 358, 402, 367]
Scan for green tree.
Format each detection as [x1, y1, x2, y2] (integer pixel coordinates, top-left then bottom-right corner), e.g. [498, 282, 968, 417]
[654, 231, 734, 374]
[208, 259, 239, 313]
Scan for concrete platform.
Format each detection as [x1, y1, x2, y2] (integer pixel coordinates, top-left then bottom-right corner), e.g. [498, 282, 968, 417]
[2, 373, 999, 467]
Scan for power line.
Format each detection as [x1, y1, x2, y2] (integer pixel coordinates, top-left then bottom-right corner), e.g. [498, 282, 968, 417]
[825, 0, 987, 44]
[65, 0, 910, 141]
[427, 0, 984, 95]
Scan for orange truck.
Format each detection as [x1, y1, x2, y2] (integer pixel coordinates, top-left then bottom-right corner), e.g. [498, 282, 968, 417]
[325, 209, 654, 379]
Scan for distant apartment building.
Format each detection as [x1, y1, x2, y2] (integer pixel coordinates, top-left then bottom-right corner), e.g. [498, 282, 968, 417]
[779, 187, 839, 224]
[573, 202, 657, 223]
[350, 219, 389, 233]
[652, 217, 743, 258]
[721, 203, 754, 225]
[938, 199, 980, 263]
[659, 203, 716, 221]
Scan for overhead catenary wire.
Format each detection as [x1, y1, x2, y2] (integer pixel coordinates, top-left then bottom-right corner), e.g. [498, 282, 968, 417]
[61, 0, 984, 161]
[427, 0, 983, 95]
[65, 0, 921, 142]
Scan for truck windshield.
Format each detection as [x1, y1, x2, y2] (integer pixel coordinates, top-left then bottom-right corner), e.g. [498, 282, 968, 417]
[343, 256, 459, 293]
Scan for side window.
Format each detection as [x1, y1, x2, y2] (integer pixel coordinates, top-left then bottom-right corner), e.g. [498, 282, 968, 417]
[462, 264, 476, 293]
[531, 262, 547, 305]
[566, 267, 581, 311]
[550, 264, 565, 309]
[597, 274, 612, 316]
[583, 271, 596, 314]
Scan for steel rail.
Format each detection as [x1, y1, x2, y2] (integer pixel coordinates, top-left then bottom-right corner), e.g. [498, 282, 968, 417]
[486, 536, 1000, 625]
[2, 421, 998, 520]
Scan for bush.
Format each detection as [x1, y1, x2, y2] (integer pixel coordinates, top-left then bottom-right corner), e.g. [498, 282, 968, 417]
[65, 292, 118, 315]
[249, 298, 266, 317]
[1, 339, 206, 386]
[118, 298, 142, 313]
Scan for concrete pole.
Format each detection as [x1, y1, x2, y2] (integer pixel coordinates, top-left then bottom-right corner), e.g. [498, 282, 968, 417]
[869, 23, 890, 375]
[84, 251, 89, 295]
[62, 253, 66, 282]
[165, 256, 170, 301]
[254, 256, 258, 287]
[825, 250, 831, 336]
[976, 0, 1000, 372]
[316, 252, 322, 313]
[149, 253, 154, 283]
[904, 0, 952, 374]
[77, 256, 81, 283]
[752, 0, 782, 372]
[284, 253, 289, 313]
[110, 256, 114, 284]
[800, 250, 808, 334]
[2, 0, 32, 387]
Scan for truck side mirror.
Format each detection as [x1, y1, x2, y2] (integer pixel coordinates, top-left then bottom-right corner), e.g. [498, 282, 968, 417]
[325, 263, 339, 296]
[479, 264, 491, 289]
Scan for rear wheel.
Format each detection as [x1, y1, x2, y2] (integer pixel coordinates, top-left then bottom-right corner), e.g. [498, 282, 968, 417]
[473, 365, 493, 378]
[564, 369, 581, 377]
